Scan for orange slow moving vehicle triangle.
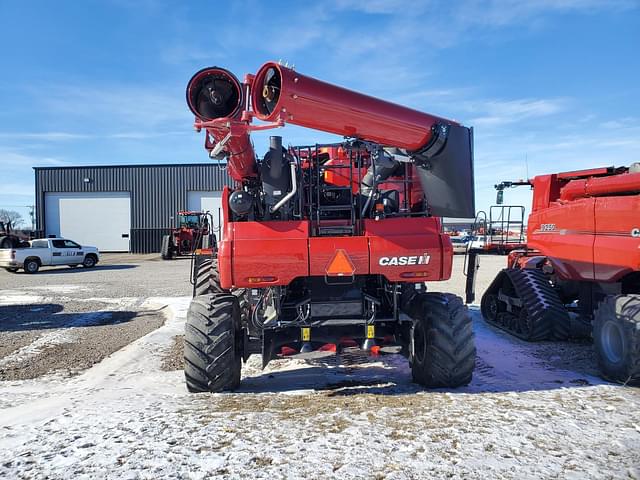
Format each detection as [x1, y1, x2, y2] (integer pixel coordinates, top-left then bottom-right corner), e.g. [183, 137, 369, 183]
[325, 249, 356, 276]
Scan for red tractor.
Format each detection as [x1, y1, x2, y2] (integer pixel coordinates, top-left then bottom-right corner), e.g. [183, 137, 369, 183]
[183, 62, 477, 392]
[481, 165, 640, 384]
[161, 211, 212, 260]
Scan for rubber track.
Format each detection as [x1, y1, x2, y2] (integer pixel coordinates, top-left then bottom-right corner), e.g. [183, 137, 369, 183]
[482, 268, 570, 341]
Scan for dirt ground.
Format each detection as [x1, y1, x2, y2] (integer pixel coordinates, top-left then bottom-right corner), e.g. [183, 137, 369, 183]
[0, 253, 183, 381]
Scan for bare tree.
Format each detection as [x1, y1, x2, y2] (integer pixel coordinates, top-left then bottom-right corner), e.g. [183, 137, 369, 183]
[0, 209, 24, 229]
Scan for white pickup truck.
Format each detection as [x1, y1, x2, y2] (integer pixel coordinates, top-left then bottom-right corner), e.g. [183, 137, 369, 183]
[0, 238, 100, 273]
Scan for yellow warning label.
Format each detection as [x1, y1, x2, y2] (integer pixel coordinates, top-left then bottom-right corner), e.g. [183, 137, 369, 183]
[301, 327, 311, 341]
[366, 325, 375, 339]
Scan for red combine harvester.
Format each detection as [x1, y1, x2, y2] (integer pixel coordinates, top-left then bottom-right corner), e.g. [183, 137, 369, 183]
[481, 165, 640, 384]
[161, 211, 212, 260]
[184, 62, 477, 392]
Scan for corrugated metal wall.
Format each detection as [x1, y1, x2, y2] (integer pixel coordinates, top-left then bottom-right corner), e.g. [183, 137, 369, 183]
[34, 164, 232, 253]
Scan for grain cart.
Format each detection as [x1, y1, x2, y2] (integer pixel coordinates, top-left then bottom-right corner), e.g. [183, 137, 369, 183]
[481, 165, 640, 384]
[161, 211, 212, 260]
[184, 62, 477, 392]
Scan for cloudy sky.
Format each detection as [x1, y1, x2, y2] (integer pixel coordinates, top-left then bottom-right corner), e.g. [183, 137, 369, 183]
[0, 0, 638, 223]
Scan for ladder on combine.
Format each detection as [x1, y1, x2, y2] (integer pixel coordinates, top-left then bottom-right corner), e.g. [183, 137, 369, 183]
[292, 144, 362, 237]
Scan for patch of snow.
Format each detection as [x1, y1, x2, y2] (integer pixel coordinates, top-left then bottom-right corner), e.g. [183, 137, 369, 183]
[0, 292, 47, 305]
[1, 298, 639, 479]
[30, 285, 89, 294]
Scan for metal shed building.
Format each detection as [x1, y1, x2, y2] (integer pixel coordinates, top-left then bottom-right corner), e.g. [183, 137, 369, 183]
[34, 164, 232, 253]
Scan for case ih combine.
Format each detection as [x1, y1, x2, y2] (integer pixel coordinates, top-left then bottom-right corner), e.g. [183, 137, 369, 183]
[481, 166, 640, 384]
[183, 61, 477, 393]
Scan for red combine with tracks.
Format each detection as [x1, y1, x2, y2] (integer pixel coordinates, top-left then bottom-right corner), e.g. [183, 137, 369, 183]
[183, 62, 477, 392]
[481, 166, 640, 384]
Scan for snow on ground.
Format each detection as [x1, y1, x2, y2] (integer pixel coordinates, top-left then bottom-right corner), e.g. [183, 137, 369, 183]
[1, 297, 639, 479]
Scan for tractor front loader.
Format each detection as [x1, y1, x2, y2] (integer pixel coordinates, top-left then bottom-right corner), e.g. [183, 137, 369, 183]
[183, 62, 477, 392]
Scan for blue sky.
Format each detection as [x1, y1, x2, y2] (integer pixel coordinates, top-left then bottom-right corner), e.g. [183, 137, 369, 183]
[1, 0, 639, 224]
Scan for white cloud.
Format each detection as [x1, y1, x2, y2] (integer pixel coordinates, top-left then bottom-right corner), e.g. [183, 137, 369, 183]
[0, 132, 90, 141]
[35, 84, 190, 130]
[468, 98, 566, 127]
[333, 0, 427, 14]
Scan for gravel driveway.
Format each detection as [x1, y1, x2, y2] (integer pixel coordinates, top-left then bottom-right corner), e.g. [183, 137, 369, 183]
[0, 254, 192, 381]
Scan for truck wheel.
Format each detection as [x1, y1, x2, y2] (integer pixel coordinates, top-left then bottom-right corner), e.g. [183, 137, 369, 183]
[24, 258, 40, 274]
[193, 257, 226, 297]
[594, 295, 640, 386]
[161, 235, 173, 260]
[411, 293, 475, 388]
[82, 255, 97, 268]
[184, 294, 242, 393]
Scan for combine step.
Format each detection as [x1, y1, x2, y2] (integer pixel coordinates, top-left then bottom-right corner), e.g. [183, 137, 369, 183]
[481, 268, 570, 341]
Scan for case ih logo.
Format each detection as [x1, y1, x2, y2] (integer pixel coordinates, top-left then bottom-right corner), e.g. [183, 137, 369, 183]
[632, 228, 640, 238]
[379, 254, 431, 266]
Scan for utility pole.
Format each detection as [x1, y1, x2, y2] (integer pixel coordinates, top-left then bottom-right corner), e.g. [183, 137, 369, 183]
[28, 205, 35, 231]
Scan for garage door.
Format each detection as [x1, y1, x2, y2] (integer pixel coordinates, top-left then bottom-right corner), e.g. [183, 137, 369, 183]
[45, 192, 131, 252]
[187, 191, 224, 239]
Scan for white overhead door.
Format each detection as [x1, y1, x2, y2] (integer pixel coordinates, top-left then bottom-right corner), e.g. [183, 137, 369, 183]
[45, 192, 131, 252]
[187, 191, 224, 239]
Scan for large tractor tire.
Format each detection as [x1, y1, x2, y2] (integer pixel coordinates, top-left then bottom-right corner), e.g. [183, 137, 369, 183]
[160, 235, 173, 260]
[193, 257, 225, 297]
[184, 294, 242, 393]
[0, 236, 19, 249]
[410, 293, 476, 388]
[593, 294, 640, 386]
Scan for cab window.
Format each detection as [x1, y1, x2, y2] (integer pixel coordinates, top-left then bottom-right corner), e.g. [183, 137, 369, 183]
[52, 240, 80, 248]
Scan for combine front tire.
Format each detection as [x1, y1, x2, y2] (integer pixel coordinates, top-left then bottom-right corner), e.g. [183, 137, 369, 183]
[184, 294, 242, 393]
[411, 293, 475, 388]
[593, 295, 640, 386]
[193, 257, 225, 297]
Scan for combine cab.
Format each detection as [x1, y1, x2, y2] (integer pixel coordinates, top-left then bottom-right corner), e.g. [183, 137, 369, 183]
[182, 62, 478, 392]
[481, 165, 640, 384]
[161, 211, 212, 260]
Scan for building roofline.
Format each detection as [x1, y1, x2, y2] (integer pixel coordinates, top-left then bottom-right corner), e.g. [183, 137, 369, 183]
[33, 162, 222, 171]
